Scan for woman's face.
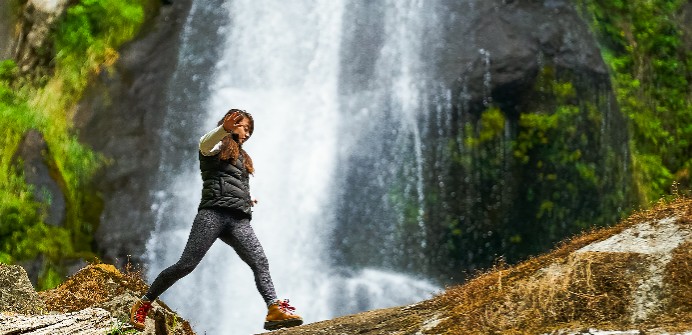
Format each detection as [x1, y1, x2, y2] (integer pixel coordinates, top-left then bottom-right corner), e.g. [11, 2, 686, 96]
[233, 117, 251, 144]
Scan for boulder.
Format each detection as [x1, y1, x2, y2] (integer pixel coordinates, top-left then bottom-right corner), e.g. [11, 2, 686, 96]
[39, 263, 196, 335]
[0, 264, 46, 315]
[0, 263, 195, 334]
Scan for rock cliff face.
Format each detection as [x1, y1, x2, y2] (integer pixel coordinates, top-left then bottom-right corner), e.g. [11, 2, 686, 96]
[14, 130, 66, 227]
[435, 0, 610, 109]
[334, 0, 633, 281]
[73, 0, 195, 267]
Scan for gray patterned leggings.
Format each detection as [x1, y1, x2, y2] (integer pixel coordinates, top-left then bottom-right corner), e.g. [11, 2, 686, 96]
[144, 208, 277, 305]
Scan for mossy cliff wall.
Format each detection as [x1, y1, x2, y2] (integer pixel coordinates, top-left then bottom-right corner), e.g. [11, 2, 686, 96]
[334, 0, 635, 282]
[0, 0, 157, 288]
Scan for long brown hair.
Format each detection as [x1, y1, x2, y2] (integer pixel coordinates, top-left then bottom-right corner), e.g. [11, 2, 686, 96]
[217, 109, 255, 174]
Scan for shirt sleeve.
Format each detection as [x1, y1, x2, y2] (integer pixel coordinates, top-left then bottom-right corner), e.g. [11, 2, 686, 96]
[199, 125, 229, 156]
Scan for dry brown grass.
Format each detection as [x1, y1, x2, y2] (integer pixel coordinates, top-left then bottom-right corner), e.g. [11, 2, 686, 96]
[429, 197, 692, 334]
[37, 263, 196, 334]
[38, 262, 148, 312]
[664, 240, 692, 323]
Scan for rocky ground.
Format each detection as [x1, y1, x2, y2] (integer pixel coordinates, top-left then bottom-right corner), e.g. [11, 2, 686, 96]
[0, 264, 194, 335]
[261, 198, 691, 335]
[1, 198, 690, 335]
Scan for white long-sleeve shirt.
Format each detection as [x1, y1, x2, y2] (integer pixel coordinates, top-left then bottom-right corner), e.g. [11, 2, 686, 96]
[199, 125, 229, 156]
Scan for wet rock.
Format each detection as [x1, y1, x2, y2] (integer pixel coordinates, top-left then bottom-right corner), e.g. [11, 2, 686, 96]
[435, 0, 609, 113]
[72, 1, 195, 267]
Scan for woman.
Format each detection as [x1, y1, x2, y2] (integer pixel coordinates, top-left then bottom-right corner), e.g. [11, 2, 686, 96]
[130, 109, 303, 331]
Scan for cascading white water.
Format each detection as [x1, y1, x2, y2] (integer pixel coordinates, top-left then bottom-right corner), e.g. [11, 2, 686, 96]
[147, 1, 440, 334]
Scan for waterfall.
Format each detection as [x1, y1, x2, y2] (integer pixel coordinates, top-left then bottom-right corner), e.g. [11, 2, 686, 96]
[146, 1, 440, 334]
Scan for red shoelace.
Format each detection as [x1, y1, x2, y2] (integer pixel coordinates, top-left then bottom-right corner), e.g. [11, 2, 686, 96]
[278, 300, 296, 314]
[135, 302, 153, 323]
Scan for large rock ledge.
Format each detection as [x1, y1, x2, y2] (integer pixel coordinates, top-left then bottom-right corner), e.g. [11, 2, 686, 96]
[264, 199, 692, 335]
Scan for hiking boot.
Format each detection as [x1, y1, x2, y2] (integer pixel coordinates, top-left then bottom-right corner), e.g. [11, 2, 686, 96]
[130, 299, 153, 331]
[264, 299, 303, 330]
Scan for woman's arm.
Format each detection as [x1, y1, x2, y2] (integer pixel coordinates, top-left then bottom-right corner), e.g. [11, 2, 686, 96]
[199, 125, 229, 156]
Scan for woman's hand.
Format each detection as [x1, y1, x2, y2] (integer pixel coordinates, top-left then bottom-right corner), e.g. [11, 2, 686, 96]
[222, 111, 244, 133]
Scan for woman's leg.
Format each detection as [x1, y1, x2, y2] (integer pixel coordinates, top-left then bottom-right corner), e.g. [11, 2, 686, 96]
[218, 217, 278, 305]
[144, 209, 225, 300]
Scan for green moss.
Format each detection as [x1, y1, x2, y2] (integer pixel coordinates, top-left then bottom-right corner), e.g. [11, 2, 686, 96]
[465, 106, 506, 148]
[577, 0, 691, 202]
[37, 262, 66, 290]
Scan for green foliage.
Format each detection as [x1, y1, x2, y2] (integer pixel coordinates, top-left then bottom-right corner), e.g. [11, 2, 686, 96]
[0, 188, 72, 262]
[0, 71, 74, 270]
[37, 263, 66, 290]
[577, 0, 692, 202]
[1, 0, 150, 286]
[45, 0, 145, 117]
[0, 59, 18, 82]
[514, 104, 596, 222]
[55, 0, 143, 67]
[37, 0, 148, 252]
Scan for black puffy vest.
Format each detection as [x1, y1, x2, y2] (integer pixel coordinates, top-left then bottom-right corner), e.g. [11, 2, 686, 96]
[198, 151, 252, 218]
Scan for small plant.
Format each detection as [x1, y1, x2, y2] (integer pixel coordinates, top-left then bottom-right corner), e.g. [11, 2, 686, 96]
[107, 319, 137, 335]
[169, 314, 179, 330]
